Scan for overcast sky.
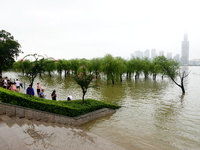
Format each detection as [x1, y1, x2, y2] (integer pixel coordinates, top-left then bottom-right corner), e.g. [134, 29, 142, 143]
[1, 0, 200, 60]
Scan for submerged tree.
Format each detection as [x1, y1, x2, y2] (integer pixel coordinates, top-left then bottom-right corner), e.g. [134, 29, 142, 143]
[154, 56, 189, 94]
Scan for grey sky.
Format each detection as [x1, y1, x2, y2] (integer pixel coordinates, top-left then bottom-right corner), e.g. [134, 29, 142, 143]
[1, 0, 200, 60]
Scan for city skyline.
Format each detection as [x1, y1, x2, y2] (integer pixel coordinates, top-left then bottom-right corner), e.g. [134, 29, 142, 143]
[1, 0, 200, 61]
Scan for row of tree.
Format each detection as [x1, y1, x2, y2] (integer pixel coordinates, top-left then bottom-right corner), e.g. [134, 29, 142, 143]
[0, 29, 187, 95]
[12, 54, 188, 94]
[12, 54, 178, 82]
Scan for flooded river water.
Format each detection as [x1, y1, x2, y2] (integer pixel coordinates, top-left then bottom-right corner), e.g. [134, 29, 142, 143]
[3, 66, 200, 150]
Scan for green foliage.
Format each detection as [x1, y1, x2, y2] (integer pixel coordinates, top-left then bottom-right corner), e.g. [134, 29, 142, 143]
[24, 58, 46, 85]
[0, 30, 22, 75]
[0, 87, 120, 117]
[153, 56, 180, 78]
[101, 54, 121, 84]
[69, 59, 80, 75]
[73, 65, 98, 103]
[90, 58, 102, 76]
[43, 59, 56, 76]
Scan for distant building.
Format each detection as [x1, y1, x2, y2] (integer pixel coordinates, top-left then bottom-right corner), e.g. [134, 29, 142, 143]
[167, 52, 172, 59]
[134, 50, 143, 58]
[151, 49, 157, 60]
[189, 59, 200, 65]
[181, 33, 189, 65]
[144, 49, 150, 58]
[173, 54, 180, 62]
[159, 51, 164, 56]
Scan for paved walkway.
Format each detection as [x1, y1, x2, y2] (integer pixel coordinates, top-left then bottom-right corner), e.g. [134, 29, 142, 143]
[0, 115, 127, 150]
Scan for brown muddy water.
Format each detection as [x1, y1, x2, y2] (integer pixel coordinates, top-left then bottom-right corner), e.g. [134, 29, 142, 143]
[3, 66, 200, 150]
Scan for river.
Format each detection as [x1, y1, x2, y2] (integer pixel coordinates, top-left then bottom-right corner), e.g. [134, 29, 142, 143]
[3, 66, 200, 150]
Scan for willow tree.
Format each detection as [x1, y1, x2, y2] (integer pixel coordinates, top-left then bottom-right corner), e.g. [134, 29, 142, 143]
[154, 56, 188, 94]
[61, 59, 71, 77]
[90, 58, 102, 78]
[141, 58, 151, 79]
[101, 54, 119, 84]
[69, 59, 80, 75]
[55, 59, 64, 77]
[115, 56, 127, 82]
[128, 58, 143, 80]
[43, 59, 56, 76]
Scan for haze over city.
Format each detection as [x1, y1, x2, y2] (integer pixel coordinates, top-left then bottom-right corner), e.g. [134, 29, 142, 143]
[1, 0, 200, 60]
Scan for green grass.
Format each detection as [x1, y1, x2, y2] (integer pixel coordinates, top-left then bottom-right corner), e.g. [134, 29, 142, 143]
[0, 87, 120, 117]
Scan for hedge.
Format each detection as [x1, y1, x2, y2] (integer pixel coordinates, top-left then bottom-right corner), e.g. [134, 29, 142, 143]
[0, 87, 120, 117]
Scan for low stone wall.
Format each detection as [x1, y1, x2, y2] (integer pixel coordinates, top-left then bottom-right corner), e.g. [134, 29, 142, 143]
[0, 102, 116, 126]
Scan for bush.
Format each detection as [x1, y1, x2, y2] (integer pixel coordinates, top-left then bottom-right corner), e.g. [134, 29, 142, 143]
[0, 87, 120, 117]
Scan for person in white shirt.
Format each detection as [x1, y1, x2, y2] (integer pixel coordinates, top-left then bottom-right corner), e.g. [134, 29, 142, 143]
[15, 79, 21, 91]
[3, 77, 8, 88]
[67, 95, 72, 101]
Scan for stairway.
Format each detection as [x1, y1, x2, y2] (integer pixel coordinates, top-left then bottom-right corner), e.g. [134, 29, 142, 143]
[0, 115, 126, 150]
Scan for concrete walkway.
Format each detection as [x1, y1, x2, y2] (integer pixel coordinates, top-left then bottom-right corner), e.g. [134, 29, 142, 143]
[0, 115, 127, 150]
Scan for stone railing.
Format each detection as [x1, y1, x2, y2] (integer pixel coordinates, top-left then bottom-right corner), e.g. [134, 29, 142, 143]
[0, 102, 116, 126]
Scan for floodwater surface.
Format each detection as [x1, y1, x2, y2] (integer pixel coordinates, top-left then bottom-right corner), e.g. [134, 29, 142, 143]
[3, 66, 200, 150]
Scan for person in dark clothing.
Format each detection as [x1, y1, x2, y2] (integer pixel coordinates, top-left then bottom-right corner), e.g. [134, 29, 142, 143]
[26, 84, 35, 96]
[51, 90, 57, 100]
[7, 80, 12, 89]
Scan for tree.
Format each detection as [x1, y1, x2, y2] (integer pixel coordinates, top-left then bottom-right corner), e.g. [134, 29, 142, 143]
[101, 54, 118, 84]
[0, 30, 22, 77]
[20, 54, 46, 88]
[90, 58, 102, 78]
[43, 59, 56, 77]
[154, 56, 188, 94]
[115, 57, 127, 82]
[141, 58, 151, 79]
[73, 65, 98, 103]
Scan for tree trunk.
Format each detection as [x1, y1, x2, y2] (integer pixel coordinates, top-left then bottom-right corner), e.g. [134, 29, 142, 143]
[153, 73, 156, 80]
[64, 70, 67, 78]
[120, 74, 122, 82]
[181, 77, 185, 94]
[81, 87, 87, 103]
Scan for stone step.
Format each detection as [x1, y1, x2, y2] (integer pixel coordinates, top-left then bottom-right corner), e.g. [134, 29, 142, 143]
[0, 116, 29, 150]
[0, 115, 126, 150]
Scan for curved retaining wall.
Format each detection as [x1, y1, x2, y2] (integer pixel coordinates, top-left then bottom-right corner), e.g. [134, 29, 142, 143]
[0, 102, 116, 126]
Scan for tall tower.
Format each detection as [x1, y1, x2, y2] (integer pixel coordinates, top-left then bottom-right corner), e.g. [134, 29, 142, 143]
[181, 33, 189, 65]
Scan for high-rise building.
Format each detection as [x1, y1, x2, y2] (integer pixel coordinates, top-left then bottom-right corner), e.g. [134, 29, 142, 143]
[174, 54, 180, 62]
[159, 51, 164, 56]
[181, 33, 189, 65]
[144, 49, 150, 58]
[167, 52, 172, 59]
[151, 49, 157, 60]
[134, 50, 143, 58]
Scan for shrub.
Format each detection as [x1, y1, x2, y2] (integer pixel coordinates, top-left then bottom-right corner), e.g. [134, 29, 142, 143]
[0, 87, 120, 117]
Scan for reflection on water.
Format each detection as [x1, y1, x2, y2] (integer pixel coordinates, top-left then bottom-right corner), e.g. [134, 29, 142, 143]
[3, 66, 200, 150]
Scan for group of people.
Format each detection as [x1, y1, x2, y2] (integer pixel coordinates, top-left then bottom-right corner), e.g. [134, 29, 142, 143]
[1, 76, 22, 92]
[26, 82, 72, 101]
[26, 83, 57, 100]
[1, 76, 72, 101]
